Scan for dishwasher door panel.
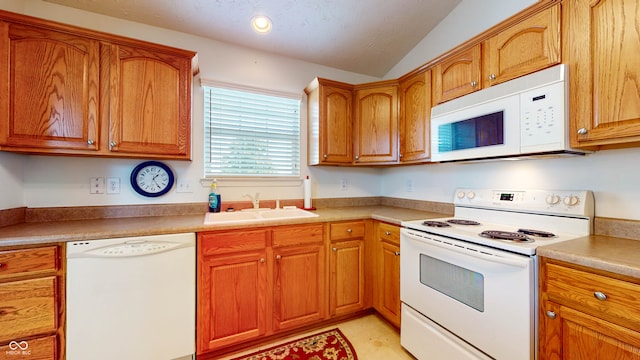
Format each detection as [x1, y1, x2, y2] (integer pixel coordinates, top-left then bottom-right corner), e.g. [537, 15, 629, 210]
[66, 233, 195, 360]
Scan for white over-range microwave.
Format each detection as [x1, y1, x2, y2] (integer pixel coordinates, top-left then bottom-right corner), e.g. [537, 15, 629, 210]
[430, 64, 588, 162]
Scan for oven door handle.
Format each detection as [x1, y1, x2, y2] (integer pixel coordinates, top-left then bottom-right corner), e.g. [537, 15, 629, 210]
[403, 231, 530, 268]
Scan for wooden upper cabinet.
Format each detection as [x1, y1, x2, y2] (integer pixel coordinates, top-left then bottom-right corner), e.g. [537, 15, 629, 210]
[432, 44, 482, 105]
[563, 0, 640, 149]
[354, 81, 399, 164]
[305, 78, 353, 165]
[108, 43, 192, 158]
[483, 4, 560, 87]
[399, 69, 431, 162]
[0, 10, 196, 159]
[0, 21, 100, 152]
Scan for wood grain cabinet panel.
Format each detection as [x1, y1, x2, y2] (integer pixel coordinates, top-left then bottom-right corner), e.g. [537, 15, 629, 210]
[354, 82, 399, 164]
[0, 335, 57, 360]
[483, 4, 560, 87]
[305, 78, 354, 165]
[373, 222, 401, 327]
[0, 21, 100, 152]
[399, 69, 431, 162]
[329, 239, 364, 317]
[540, 258, 640, 359]
[0, 277, 57, 343]
[563, 0, 640, 148]
[0, 247, 58, 278]
[433, 44, 482, 105]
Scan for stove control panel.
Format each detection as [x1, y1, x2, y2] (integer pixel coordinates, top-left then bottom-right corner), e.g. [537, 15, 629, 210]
[454, 188, 594, 217]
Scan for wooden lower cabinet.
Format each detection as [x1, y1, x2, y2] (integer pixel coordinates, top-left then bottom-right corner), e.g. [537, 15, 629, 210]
[0, 245, 63, 360]
[197, 224, 326, 355]
[540, 257, 640, 359]
[329, 239, 364, 316]
[373, 222, 401, 327]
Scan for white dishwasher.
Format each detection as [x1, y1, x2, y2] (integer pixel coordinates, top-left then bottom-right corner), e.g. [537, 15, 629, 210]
[66, 233, 195, 360]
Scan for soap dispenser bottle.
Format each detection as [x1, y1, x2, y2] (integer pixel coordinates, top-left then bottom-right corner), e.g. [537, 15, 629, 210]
[208, 179, 221, 213]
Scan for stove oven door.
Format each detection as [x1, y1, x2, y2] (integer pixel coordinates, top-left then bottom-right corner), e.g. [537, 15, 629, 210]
[400, 228, 536, 360]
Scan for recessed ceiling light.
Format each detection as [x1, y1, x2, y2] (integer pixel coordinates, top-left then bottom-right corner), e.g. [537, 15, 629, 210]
[251, 15, 272, 34]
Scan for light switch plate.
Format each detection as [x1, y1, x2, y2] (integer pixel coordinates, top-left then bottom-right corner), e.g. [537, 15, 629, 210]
[90, 177, 105, 194]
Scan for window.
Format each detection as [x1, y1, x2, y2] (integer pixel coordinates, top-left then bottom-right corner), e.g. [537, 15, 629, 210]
[203, 85, 301, 177]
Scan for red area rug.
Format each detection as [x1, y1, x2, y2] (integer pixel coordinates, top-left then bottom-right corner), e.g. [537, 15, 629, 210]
[230, 328, 358, 360]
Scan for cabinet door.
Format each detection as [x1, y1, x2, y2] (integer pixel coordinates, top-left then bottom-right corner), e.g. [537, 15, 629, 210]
[0, 277, 57, 343]
[272, 243, 326, 331]
[540, 301, 640, 360]
[197, 250, 268, 353]
[483, 5, 560, 87]
[564, 0, 640, 148]
[433, 44, 482, 104]
[399, 70, 431, 162]
[354, 84, 398, 164]
[0, 21, 99, 152]
[329, 240, 364, 317]
[108, 43, 192, 158]
[377, 241, 401, 327]
[320, 83, 354, 164]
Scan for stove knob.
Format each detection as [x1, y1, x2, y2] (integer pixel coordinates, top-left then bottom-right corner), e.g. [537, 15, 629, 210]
[457, 191, 466, 199]
[467, 191, 476, 199]
[546, 194, 560, 205]
[563, 195, 580, 206]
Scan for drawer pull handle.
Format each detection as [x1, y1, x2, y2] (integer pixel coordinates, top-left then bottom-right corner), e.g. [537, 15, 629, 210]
[385, 231, 391, 236]
[394, 251, 400, 256]
[594, 291, 607, 301]
[545, 310, 556, 319]
[346, 228, 352, 233]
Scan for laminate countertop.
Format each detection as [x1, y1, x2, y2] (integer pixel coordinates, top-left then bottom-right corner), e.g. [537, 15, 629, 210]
[538, 235, 640, 279]
[0, 206, 446, 247]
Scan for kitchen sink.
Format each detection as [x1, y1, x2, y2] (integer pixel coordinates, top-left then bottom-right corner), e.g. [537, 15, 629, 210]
[204, 208, 318, 225]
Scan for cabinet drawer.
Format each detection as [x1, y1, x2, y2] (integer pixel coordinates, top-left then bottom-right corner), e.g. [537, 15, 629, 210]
[330, 221, 365, 241]
[272, 224, 324, 247]
[199, 230, 268, 256]
[378, 223, 399, 244]
[0, 277, 57, 343]
[546, 263, 640, 330]
[0, 335, 56, 360]
[0, 247, 58, 278]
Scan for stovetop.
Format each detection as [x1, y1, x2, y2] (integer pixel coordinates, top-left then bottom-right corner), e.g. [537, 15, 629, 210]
[401, 188, 594, 255]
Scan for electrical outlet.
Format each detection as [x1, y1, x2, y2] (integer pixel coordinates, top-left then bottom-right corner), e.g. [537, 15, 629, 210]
[90, 177, 105, 194]
[106, 177, 120, 194]
[176, 178, 193, 193]
[339, 178, 348, 191]
[406, 178, 413, 192]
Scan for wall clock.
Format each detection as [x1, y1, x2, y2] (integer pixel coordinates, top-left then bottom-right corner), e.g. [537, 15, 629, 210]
[130, 161, 175, 197]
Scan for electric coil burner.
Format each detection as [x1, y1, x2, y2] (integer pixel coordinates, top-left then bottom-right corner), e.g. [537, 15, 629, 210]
[480, 230, 533, 242]
[421, 220, 450, 227]
[447, 219, 480, 225]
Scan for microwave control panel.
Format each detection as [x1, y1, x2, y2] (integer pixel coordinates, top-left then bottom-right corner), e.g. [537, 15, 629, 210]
[520, 81, 566, 150]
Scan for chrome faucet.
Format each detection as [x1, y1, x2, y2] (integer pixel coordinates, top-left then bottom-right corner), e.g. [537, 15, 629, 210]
[244, 192, 260, 209]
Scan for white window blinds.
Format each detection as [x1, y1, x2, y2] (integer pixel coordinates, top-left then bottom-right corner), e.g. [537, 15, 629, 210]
[203, 85, 301, 177]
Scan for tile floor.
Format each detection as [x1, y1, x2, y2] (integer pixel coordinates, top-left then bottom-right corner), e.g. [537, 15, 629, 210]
[219, 314, 416, 359]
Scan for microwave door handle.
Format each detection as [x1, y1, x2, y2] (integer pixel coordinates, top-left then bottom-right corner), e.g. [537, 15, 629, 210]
[404, 231, 529, 268]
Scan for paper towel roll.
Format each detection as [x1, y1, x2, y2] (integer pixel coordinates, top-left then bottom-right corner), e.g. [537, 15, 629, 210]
[303, 176, 312, 209]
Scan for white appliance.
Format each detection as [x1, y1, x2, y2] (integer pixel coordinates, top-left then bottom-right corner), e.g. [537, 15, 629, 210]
[66, 233, 196, 360]
[430, 64, 588, 162]
[400, 189, 593, 360]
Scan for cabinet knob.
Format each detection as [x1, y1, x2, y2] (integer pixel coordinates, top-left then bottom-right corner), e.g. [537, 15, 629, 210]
[355, 155, 360, 161]
[545, 310, 557, 319]
[394, 251, 400, 256]
[594, 291, 607, 301]
[275, 255, 281, 261]
[470, 81, 478, 87]
[346, 228, 352, 233]
[109, 141, 117, 148]
[259, 258, 265, 263]
[323, 154, 328, 159]
[488, 74, 496, 81]
[332, 247, 337, 252]
[399, 153, 403, 158]
[385, 231, 391, 236]
[577, 128, 588, 135]
[87, 140, 95, 145]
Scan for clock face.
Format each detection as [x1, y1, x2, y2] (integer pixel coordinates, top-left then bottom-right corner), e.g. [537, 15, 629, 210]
[130, 161, 174, 197]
